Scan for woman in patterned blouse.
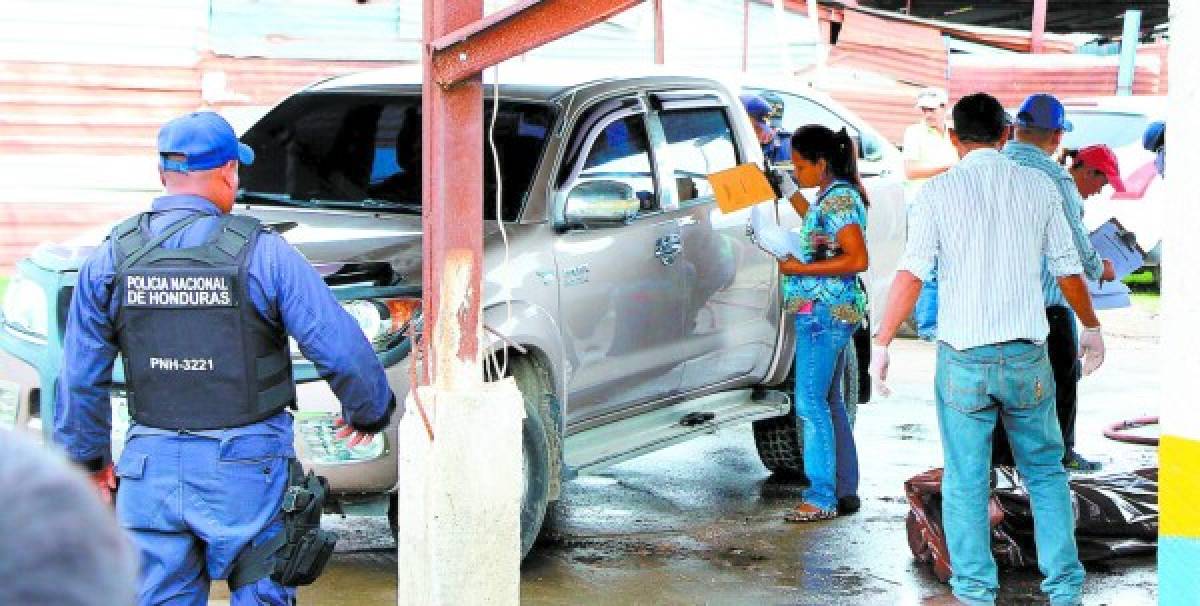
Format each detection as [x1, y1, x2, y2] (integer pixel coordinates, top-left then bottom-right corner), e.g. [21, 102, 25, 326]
[778, 125, 870, 522]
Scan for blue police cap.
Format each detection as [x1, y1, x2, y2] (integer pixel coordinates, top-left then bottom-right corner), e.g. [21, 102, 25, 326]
[1142, 120, 1165, 151]
[157, 111, 254, 173]
[1015, 93, 1072, 132]
[739, 94, 772, 125]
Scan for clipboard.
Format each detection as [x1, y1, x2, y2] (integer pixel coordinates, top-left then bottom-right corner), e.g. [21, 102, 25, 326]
[708, 163, 777, 214]
[1088, 218, 1145, 281]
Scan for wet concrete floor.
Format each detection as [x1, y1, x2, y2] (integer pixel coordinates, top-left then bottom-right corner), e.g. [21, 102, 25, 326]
[219, 305, 1160, 605]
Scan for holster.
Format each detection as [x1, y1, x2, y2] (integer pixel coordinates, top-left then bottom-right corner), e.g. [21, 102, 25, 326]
[229, 459, 338, 589]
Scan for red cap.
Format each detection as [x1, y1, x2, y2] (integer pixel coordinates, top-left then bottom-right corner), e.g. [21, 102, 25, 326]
[1075, 144, 1126, 193]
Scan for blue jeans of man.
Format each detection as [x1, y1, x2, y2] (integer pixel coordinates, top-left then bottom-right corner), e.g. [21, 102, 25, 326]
[116, 431, 295, 605]
[935, 341, 1084, 606]
[915, 268, 938, 340]
[793, 303, 859, 510]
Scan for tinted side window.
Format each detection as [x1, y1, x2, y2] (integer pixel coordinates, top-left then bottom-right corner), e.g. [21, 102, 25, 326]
[239, 93, 554, 220]
[658, 108, 738, 204]
[577, 115, 658, 212]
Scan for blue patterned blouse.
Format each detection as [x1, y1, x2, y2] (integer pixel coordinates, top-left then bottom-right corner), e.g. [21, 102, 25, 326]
[780, 181, 868, 324]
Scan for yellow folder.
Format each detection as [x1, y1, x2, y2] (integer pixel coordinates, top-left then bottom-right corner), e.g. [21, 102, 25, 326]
[708, 162, 777, 214]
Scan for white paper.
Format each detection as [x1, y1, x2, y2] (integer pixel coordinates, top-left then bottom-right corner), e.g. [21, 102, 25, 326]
[1086, 277, 1132, 310]
[1088, 219, 1145, 280]
[749, 202, 802, 259]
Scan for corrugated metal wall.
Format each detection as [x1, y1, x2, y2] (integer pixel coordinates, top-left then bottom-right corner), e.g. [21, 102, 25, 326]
[210, 0, 417, 61]
[948, 53, 1162, 108]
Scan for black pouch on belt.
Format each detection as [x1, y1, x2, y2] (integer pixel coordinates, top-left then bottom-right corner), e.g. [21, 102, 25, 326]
[229, 459, 338, 589]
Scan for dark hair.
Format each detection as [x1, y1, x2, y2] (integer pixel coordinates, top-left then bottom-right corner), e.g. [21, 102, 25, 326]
[790, 124, 870, 207]
[951, 93, 1008, 144]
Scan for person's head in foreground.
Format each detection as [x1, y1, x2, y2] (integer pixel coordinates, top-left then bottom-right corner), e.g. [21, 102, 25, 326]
[0, 430, 138, 606]
[949, 92, 1010, 153]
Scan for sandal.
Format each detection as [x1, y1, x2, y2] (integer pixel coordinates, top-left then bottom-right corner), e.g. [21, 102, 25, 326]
[784, 502, 838, 523]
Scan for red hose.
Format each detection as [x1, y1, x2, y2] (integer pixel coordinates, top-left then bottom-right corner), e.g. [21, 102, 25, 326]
[1103, 416, 1159, 446]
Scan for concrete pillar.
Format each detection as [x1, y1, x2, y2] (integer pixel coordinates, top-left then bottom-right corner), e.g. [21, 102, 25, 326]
[1160, 1, 1198, 602]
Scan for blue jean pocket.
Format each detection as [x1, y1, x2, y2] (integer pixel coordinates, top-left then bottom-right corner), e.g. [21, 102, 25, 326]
[937, 359, 990, 414]
[1002, 354, 1056, 410]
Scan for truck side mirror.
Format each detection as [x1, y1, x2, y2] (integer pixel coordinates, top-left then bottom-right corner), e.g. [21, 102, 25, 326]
[563, 180, 641, 227]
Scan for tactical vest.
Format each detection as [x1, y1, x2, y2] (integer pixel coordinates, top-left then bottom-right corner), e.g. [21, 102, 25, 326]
[111, 212, 296, 430]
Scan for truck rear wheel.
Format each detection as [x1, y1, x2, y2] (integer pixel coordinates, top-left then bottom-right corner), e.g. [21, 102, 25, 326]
[753, 342, 859, 479]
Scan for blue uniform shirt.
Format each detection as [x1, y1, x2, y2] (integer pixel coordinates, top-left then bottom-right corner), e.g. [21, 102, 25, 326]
[55, 194, 395, 467]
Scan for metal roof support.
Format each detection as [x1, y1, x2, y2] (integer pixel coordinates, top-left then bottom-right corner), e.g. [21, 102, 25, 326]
[743, 0, 751, 72]
[430, 0, 645, 87]
[653, 0, 665, 64]
[1031, 0, 1047, 53]
[421, 0, 643, 384]
[1117, 9, 1143, 96]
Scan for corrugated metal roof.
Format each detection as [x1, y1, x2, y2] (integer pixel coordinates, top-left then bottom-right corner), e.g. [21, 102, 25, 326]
[825, 8, 949, 87]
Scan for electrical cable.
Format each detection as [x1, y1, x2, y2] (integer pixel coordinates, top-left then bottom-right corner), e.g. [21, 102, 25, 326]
[488, 64, 513, 379]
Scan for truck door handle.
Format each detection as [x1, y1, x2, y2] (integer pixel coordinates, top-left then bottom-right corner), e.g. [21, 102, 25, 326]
[655, 233, 682, 265]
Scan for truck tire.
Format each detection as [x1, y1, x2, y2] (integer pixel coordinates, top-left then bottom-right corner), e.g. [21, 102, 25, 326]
[753, 342, 859, 479]
[503, 355, 559, 559]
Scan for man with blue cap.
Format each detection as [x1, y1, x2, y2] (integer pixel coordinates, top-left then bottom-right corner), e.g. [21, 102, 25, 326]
[55, 111, 397, 604]
[1144, 120, 1165, 177]
[1002, 93, 1113, 473]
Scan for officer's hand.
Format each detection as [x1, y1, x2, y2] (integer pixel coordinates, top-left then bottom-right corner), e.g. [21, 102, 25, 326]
[333, 416, 376, 448]
[91, 464, 117, 505]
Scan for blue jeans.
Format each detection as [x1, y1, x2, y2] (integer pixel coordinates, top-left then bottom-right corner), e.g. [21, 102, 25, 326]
[116, 431, 296, 605]
[936, 341, 1084, 606]
[915, 270, 938, 340]
[793, 303, 859, 511]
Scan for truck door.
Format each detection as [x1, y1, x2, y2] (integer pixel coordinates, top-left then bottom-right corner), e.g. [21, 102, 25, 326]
[554, 97, 688, 423]
[648, 94, 776, 393]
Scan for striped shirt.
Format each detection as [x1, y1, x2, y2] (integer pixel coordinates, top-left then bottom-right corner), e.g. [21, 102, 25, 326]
[899, 149, 1083, 351]
[1002, 141, 1105, 307]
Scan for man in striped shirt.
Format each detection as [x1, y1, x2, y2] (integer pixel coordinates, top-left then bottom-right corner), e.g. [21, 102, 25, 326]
[870, 93, 1104, 606]
[1001, 93, 1116, 472]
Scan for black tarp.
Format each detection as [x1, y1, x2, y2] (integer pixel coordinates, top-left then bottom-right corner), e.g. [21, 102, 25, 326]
[905, 467, 1157, 582]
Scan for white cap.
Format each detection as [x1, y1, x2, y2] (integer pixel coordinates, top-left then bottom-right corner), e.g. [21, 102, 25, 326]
[915, 87, 948, 109]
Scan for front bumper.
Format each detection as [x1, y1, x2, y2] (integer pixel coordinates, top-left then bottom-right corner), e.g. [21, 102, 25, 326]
[0, 256, 412, 498]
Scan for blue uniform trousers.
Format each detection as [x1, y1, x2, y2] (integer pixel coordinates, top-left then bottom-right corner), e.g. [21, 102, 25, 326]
[115, 431, 295, 605]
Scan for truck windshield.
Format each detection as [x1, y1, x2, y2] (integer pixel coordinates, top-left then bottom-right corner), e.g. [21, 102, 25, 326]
[239, 92, 555, 221]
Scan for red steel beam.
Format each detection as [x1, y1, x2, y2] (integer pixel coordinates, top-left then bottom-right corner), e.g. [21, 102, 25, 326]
[422, 0, 484, 384]
[1031, 0, 1048, 53]
[742, 0, 750, 72]
[653, 0, 665, 64]
[430, 0, 645, 87]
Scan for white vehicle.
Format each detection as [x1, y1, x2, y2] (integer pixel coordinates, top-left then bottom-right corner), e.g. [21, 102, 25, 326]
[1061, 96, 1165, 279]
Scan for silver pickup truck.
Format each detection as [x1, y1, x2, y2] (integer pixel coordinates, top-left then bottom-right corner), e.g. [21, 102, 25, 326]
[0, 66, 906, 556]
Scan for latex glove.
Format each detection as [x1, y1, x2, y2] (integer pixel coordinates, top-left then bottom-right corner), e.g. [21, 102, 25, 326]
[91, 463, 117, 505]
[1078, 327, 1105, 376]
[775, 168, 799, 200]
[333, 416, 377, 448]
[868, 343, 892, 397]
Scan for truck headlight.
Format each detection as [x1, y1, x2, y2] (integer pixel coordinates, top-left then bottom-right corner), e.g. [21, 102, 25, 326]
[290, 297, 420, 358]
[1, 273, 49, 340]
[341, 298, 421, 349]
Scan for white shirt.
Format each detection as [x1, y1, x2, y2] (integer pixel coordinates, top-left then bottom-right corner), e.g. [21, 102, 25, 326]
[899, 149, 1083, 351]
[902, 122, 958, 196]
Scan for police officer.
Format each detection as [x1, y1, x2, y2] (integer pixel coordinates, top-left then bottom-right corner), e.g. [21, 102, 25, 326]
[740, 93, 789, 164]
[54, 111, 396, 605]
